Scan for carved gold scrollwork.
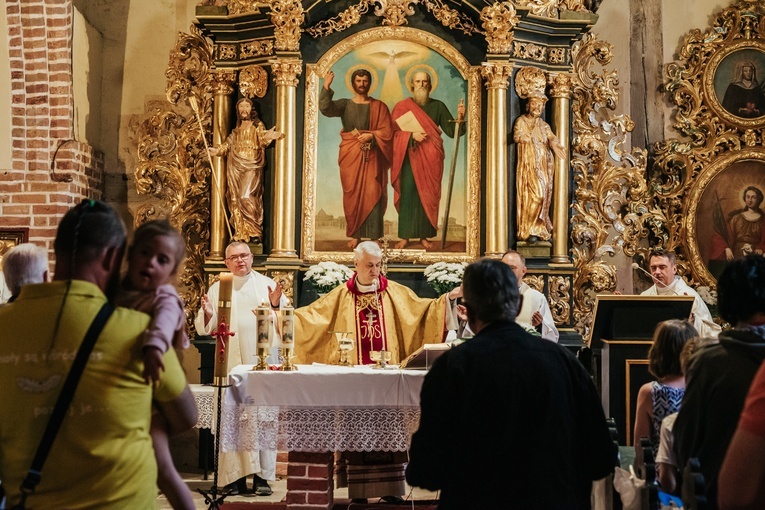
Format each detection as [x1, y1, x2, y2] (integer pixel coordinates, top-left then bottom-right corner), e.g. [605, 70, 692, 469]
[548, 275, 571, 326]
[133, 27, 215, 334]
[270, 271, 295, 306]
[225, 0, 261, 15]
[305, 0, 374, 38]
[267, 0, 304, 52]
[512, 0, 557, 18]
[374, 0, 417, 26]
[306, 0, 480, 38]
[420, 0, 481, 36]
[525, 275, 544, 292]
[512, 41, 547, 62]
[569, 33, 650, 342]
[241, 40, 275, 59]
[548, 47, 568, 65]
[218, 44, 237, 60]
[239, 65, 269, 98]
[481, 2, 518, 55]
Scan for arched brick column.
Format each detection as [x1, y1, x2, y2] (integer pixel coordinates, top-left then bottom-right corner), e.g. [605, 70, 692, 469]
[2, 0, 103, 251]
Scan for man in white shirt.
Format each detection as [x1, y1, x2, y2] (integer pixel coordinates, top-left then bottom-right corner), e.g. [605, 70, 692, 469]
[639, 249, 720, 338]
[501, 250, 559, 342]
[195, 241, 288, 496]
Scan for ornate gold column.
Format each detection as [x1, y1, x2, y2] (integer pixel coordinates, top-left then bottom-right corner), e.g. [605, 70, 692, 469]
[549, 72, 573, 264]
[481, 61, 513, 258]
[210, 70, 237, 260]
[269, 58, 302, 260]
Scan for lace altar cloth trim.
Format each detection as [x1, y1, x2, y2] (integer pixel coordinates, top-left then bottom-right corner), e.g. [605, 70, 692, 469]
[193, 388, 215, 429]
[218, 405, 420, 452]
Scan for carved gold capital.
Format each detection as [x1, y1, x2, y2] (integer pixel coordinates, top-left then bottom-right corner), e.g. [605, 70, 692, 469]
[548, 72, 573, 98]
[481, 62, 513, 90]
[268, 0, 304, 52]
[271, 59, 303, 87]
[211, 70, 237, 96]
[480, 2, 518, 55]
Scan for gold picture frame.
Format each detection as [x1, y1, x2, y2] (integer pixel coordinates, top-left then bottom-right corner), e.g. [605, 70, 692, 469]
[685, 148, 765, 286]
[0, 228, 28, 261]
[703, 39, 765, 129]
[301, 27, 481, 264]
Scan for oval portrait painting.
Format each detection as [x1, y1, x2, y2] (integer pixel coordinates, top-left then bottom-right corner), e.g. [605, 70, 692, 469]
[713, 49, 765, 120]
[695, 159, 765, 281]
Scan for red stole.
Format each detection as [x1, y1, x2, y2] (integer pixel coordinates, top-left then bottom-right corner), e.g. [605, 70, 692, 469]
[346, 274, 389, 364]
[390, 98, 446, 229]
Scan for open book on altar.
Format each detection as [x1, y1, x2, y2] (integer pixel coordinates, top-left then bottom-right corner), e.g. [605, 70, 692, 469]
[395, 110, 425, 133]
[399, 342, 451, 370]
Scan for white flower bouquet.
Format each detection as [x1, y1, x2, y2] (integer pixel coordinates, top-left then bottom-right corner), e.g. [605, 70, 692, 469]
[696, 285, 718, 318]
[423, 262, 468, 295]
[304, 261, 354, 294]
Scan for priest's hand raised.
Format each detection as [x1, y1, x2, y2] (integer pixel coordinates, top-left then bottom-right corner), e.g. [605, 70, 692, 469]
[268, 283, 283, 309]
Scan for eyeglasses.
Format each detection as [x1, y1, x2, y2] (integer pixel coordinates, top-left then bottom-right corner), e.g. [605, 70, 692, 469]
[226, 253, 252, 262]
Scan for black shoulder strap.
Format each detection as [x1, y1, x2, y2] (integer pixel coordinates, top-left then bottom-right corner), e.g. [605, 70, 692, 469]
[14, 302, 114, 507]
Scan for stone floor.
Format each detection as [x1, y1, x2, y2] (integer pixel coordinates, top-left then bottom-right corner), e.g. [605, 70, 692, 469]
[156, 469, 439, 509]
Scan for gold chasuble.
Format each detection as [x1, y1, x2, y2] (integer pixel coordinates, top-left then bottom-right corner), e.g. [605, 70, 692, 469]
[293, 274, 449, 365]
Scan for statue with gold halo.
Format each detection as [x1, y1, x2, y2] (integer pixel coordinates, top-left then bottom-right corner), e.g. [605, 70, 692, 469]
[210, 98, 283, 243]
[513, 90, 566, 242]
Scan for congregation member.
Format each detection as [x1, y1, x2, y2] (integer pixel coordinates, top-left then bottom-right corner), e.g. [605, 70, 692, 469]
[632, 319, 697, 464]
[0, 199, 196, 509]
[406, 258, 617, 509]
[271, 240, 459, 501]
[719, 335, 765, 509]
[1, 242, 49, 303]
[640, 249, 720, 338]
[674, 254, 765, 508]
[195, 240, 289, 496]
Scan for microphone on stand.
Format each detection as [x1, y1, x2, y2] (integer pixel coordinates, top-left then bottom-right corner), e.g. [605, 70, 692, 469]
[631, 263, 682, 295]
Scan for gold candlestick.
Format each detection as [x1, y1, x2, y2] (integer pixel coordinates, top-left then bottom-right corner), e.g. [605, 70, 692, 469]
[279, 307, 297, 371]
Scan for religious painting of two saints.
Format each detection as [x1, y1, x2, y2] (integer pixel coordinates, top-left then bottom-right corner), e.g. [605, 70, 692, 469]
[302, 30, 478, 262]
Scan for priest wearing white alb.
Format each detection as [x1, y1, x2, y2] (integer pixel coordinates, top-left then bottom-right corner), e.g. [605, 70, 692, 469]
[501, 250, 558, 342]
[270, 240, 460, 501]
[639, 249, 720, 338]
[194, 241, 289, 495]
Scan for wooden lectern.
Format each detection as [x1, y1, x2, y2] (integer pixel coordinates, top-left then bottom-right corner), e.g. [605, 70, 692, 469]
[590, 295, 694, 445]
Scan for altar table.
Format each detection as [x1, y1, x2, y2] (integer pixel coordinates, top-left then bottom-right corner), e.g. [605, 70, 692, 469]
[216, 363, 426, 454]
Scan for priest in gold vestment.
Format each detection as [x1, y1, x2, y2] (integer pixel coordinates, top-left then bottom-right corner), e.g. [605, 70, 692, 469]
[273, 241, 460, 500]
[210, 98, 283, 242]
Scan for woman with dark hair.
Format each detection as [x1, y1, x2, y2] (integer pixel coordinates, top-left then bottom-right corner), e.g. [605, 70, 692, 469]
[633, 320, 698, 459]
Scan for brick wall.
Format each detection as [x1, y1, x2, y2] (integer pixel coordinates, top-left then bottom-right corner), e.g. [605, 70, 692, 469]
[286, 451, 334, 510]
[2, 0, 103, 254]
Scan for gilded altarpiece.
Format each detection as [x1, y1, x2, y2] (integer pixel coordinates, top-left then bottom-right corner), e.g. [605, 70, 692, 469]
[132, 0, 659, 345]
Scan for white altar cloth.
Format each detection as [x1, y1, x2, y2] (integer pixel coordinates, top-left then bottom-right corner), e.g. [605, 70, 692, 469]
[217, 364, 426, 453]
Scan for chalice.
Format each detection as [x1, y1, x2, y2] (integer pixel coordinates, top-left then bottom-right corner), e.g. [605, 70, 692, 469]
[370, 349, 392, 369]
[334, 332, 354, 366]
